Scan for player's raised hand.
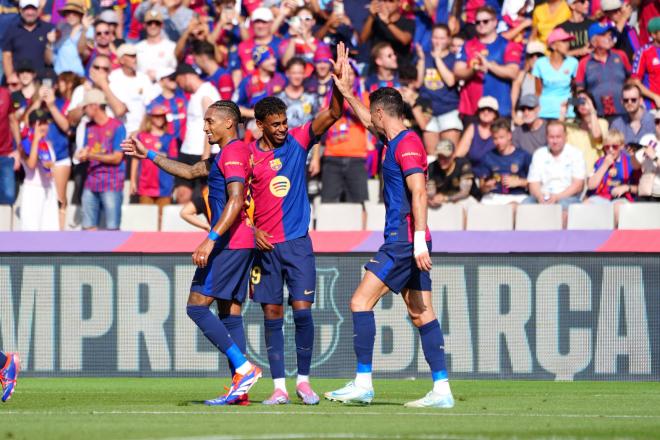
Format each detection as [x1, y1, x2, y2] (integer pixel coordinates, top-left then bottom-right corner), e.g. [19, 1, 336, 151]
[329, 41, 348, 79]
[121, 136, 148, 159]
[331, 53, 353, 98]
[192, 237, 214, 268]
[255, 228, 274, 251]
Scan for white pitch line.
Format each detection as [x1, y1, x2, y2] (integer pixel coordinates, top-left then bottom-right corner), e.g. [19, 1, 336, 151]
[143, 434, 490, 440]
[2, 410, 659, 419]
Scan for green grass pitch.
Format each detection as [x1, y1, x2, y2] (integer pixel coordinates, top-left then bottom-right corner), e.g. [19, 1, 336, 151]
[2, 378, 659, 439]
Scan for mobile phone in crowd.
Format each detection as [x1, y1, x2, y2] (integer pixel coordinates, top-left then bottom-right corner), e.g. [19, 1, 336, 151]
[43, 78, 53, 88]
[333, 0, 344, 15]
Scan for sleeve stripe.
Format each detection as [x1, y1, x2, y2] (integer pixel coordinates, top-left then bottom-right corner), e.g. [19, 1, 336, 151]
[226, 177, 246, 184]
[403, 168, 424, 177]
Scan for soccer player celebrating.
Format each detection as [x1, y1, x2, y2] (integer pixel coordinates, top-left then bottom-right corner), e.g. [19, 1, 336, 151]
[248, 43, 349, 406]
[121, 101, 261, 406]
[324, 67, 455, 408]
[0, 351, 19, 402]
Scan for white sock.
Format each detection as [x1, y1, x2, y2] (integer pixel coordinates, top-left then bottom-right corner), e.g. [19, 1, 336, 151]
[433, 379, 451, 395]
[355, 372, 373, 389]
[235, 361, 251, 375]
[273, 377, 287, 393]
[296, 374, 309, 386]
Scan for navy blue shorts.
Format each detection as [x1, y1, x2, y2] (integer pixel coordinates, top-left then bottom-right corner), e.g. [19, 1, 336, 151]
[190, 247, 254, 302]
[251, 234, 316, 305]
[364, 241, 432, 294]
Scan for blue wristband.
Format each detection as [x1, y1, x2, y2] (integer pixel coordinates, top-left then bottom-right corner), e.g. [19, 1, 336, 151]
[208, 231, 220, 241]
[146, 150, 157, 161]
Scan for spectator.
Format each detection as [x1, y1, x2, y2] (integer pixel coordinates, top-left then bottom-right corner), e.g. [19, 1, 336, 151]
[52, 0, 85, 76]
[601, 0, 637, 61]
[175, 63, 219, 203]
[304, 45, 334, 108]
[632, 18, 660, 109]
[149, 67, 188, 144]
[564, 89, 609, 172]
[2, 0, 55, 78]
[192, 40, 234, 101]
[500, 0, 533, 43]
[108, 44, 157, 134]
[586, 129, 637, 225]
[277, 57, 319, 129]
[314, 4, 357, 54]
[454, 6, 522, 119]
[5, 73, 22, 94]
[448, 0, 501, 38]
[19, 109, 58, 231]
[532, 28, 578, 120]
[365, 42, 401, 93]
[94, 10, 123, 43]
[638, 0, 660, 46]
[576, 23, 631, 120]
[456, 96, 497, 176]
[479, 118, 532, 205]
[78, 15, 119, 75]
[136, 9, 177, 83]
[280, 7, 325, 70]
[634, 118, 660, 201]
[558, 0, 594, 58]
[531, 0, 571, 44]
[450, 31, 466, 56]
[229, 7, 281, 82]
[129, 104, 178, 228]
[135, 0, 193, 42]
[427, 139, 480, 208]
[179, 188, 211, 231]
[76, 89, 126, 231]
[611, 83, 656, 144]
[525, 120, 585, 220]
[414, 23, 462, 150]
[511, 40, 545, 121]
[0, 85, 20, 206]
[209, 0, 243, 63]
[174, 14, 216, 66]
[360, 0, 415, 68]
[236, 46, 286, 119]
[10, 60, 38, 124]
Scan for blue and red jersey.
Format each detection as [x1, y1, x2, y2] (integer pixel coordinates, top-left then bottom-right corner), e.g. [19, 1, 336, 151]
[248, 122, 318, 244]
[381, 130, 431, 244]
[21, 129, 56, 171]
[208, 139, 254, 249]
[456, 36, 522, 117]
[364, 73, 401, 93]
[83, 117, 126, 192]
[149, 90, 188, 142]
[236, 72, 287, 108]
[136, 131, 178, 198]
[591, 153, 635, 201]
[228, 37, 282, 76]
[633, 44, 660, 109]
[204, 67, 234, 101]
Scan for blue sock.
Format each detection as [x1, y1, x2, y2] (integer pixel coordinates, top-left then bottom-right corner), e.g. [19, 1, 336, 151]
[187, 305, 247, 369]
[264, 318, 285, 379]
[220, 314, 246, 376]
[293, 309, 314, 376]
[353, 311, 375, 373]
[418, 319, 448, 380]
[0, 352, 6, 367]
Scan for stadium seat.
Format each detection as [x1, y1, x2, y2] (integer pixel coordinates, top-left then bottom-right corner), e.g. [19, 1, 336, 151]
[0, 205, 11, 231]
[120, 205, 159, 231]
[427, 204, 464, 231]
[315, 203, 363, 231]
[466, 204, 514, 231]
[367, 179, 381, 204]
[365, 203, 385, 231]
[160, 205, 207, 232]
[567, 204, 614, 230]
[618, 203, 660, 229]
[515, 205, 562, 231]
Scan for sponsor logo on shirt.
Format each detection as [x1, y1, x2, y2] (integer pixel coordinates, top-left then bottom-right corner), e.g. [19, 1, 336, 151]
[269, 158, 282, 171]
[401, 152, 422, 158]
[224, 161, 243, 166]
[269, 175, 290, 197]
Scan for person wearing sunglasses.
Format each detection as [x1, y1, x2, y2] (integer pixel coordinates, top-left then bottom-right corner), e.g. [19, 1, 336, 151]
[600, 0, 637, 62]
[78, 17, 119, 75]
[136, 9, 177, 83]
[611, 83, 656, 145]
[281, 7, 323, 71]
[557, 0, 594, 58]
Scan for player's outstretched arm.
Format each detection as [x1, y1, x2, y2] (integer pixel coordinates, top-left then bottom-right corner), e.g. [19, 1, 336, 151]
[406, 172, 432, 272]
[310, 42, 348, 137]
[121, 136, 211, 180]
[192, 181, 245, 268]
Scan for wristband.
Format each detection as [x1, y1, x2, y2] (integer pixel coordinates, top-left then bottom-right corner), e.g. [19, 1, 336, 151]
[146, 150, 157, 161]
[208, 231, 220, 241]
[413, 231, 428, 257]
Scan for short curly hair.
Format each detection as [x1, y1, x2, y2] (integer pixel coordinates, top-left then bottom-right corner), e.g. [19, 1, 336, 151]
[254, 96, 287, 122]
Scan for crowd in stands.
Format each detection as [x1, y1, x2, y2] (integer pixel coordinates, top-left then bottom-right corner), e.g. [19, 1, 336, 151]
[0, 0, 660, 231]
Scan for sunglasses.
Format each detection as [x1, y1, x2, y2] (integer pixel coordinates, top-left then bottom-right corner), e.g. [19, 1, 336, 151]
[603, 144, 621, 149]
[96, 31, 111, 36]
[7, 82, 19, 87]
[573, 0, 588, 3]
[520, 106, 536, 111]
[146, 21, 162, 26]
[655, 119, 660, 125]
[92, 65, 110, 72]
[475, 18, 493, 25]
[623, 98, 639, 103]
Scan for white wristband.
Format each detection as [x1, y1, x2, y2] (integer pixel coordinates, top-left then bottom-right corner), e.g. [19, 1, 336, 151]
[413, 231, 428, 257]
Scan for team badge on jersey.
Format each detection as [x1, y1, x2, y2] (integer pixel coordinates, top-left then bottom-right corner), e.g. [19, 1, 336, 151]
[511, 163, 519, 174]
[269, 158, 282, 171]
[269, 176, 290, 197]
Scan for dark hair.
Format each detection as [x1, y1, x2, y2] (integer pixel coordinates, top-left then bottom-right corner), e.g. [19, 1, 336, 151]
[285, 57, 307, 71]
[491, 118, 512, 133]
[398, 64, 418, 84]
[622, 82, 641, 96]
[453, 30, 468, 41]
[432, 23, 450, 34]
[475, 5, 497, 17]
[191, 40, 215, 58]
[254, 96, 287, 121]
[209, 100, 241, 126]
[573, 88, 597, 122]
[370, 87, 405, 118]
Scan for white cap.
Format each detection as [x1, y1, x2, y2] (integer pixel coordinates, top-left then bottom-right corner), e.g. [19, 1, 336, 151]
[251, 7, 274, 22]
[116, 43, 137, 58]
[601, 0, 623, 11]
[156, 66, 175, 81]
[19, 0, 39, 9]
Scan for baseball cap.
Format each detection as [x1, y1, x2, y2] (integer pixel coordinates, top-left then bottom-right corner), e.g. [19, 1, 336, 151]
[313, 45, 333, 64]
[29, 108, 51, 124]
[588, 22, 616, 40]
[478, 96, 499, 112]
[251, 7, 274, 22]
[147, 103, 169, 116]
[526, 40, 546, 56]
[96, 9, 119, 25]
[156, 66, 176, 81]
[81, 89, 107, 107]
[435, 139, 455, 158]
[651, 109, 660, 120]
[145, 8, 164, 23]
[547, 28, 575, 46]
[518, 94, 539, 109]
[15, 59, 36, 73]
[175, 63, 198, 76]
[648, 17, 660, 33]
[116, 43, 137, 58]
[601, 0, 622, 11]
[19, 0, 39, 9]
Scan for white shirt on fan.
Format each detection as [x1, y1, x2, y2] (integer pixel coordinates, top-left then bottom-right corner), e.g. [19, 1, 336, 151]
[181, 82, 220, 156]
[108, 68, 159, 133]
[136, 38, 177, 79]
[527, 143, 586, 195]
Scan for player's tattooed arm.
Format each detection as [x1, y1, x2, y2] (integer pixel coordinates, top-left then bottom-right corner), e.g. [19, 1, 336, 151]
[153, 156, 211, 179]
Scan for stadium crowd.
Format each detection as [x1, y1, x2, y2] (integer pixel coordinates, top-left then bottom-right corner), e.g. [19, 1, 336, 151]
[1, 0, 660, 231]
